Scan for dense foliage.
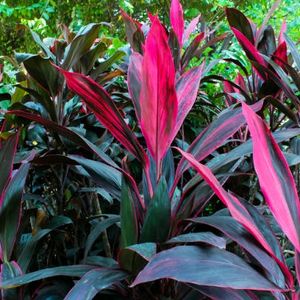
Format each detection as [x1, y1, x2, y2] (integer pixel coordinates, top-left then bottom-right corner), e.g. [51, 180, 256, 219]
[1, 0, 300, 299]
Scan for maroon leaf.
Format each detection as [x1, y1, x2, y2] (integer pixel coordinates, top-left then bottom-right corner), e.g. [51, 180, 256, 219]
[242, 102, 300, 252]
[131, 246, 284, 291]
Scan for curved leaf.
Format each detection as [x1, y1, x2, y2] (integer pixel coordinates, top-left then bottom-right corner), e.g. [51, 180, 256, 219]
[131, 246, 283, 291]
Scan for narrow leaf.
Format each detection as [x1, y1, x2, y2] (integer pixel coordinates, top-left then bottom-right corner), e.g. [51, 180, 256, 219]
[170, 0, 184, 47]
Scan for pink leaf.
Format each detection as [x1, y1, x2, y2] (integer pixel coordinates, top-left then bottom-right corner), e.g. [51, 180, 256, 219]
[59, 68, 149, 167]
[183, 15, 200, 44]
[170, 0, 184, 47]
[174, 63, 204, 135]
[231, 27, 267, 80]
[242, 102, 300, 252]
[140, 16, 178, 174]
[176, 148, 294, 287]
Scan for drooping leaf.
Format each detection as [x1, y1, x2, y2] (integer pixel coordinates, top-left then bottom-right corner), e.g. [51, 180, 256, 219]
[230, 28, 267, 80]
[131, 246, 283, 291]
[166, 232, 226, 248]
[0, 265, 95, 288]
[83, 215, 120, 260]
[121, 9, 144, 53]
[191, 216, 288, 289]
[170, 0, 184, 47]
[242, 102, 300, 252]
[139, 16, 178, 174]
[176, 148, 294, 288]
[64, 268, 127, 300]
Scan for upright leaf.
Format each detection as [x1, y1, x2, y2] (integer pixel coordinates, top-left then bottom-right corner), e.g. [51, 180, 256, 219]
[140, 178, 171, 243]
[242, 102, 300, 252]
[0, 162, 31, 261]
[170, 0, 184, 47]
[139, 16, 178, 174]
[120, 177, 138, 248]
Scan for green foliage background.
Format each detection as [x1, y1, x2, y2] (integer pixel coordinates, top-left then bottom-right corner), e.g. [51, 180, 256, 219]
[0, 0, 299, 55]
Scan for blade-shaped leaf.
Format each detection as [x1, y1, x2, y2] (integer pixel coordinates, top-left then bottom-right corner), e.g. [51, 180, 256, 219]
[0, 134, 18, 197]
[64, 268, 127, 300]
[0, 265, 95, 288]
[242, 102, 300, 252]
[139, 16, 178, 174]
[120, 177, 138, 248]
[226, 8, 254, 44]
[176, 148, 294, 288]
[172, 101, 263, 194]
[0, 161, 31, 261]
[140, 178, 171, 243]
[170, 0, 184, 47]
[131, 246, 283, 291]
[62, 23, 100, 70]
[58, 68, 148, 166]
[174, 64, 204, 136]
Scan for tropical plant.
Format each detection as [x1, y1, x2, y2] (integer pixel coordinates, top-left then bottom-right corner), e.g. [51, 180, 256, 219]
[0, 0, 300, 299]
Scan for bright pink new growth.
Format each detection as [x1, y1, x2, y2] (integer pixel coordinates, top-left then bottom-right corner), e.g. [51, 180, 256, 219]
[242, 102, 300, 252]
[170, 0, 185, 47]
[278, 20, 287, 45]
[139, 16, 178, 174]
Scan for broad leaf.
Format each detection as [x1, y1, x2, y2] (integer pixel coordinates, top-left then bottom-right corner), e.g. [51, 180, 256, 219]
[139, 16, 178, 173]
[64, 268, 127, 300]
[131, 246, 283, 291]
[140, 178, 171, 243]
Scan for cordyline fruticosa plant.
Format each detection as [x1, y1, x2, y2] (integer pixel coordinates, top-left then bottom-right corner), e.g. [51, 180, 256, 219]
[1, 0, 300, 299]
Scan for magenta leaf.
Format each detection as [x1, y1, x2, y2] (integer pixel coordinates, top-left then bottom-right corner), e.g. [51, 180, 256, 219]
[170, 0, 184, 47]
[242, 102, 300, 252]
[59, 68, 149, 167]
[139, 16, 178, 175]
